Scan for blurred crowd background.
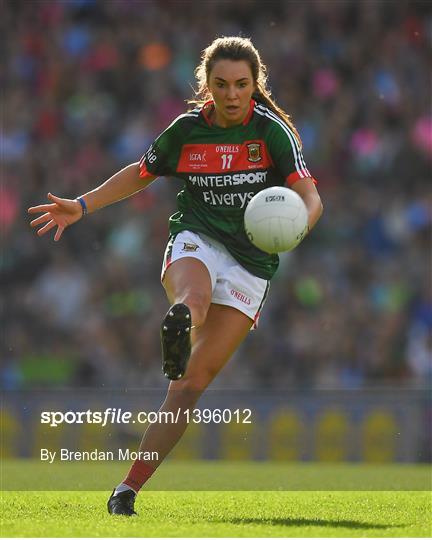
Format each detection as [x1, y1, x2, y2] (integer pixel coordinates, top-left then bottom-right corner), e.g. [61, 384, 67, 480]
[2, 0, 431, 390]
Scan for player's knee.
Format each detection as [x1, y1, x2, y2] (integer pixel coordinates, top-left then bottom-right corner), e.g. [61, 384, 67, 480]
[177, 291, 210, 327]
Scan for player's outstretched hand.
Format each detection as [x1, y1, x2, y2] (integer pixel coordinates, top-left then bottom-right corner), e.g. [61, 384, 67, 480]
[28, 193, 83, 241]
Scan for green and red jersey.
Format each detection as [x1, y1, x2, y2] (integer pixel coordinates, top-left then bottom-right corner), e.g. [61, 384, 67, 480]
[139, 99, 314, 280]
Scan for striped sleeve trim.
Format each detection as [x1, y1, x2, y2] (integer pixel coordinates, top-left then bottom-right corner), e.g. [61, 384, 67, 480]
[286, 172, 318, 186]
[254, 104, 311, 179]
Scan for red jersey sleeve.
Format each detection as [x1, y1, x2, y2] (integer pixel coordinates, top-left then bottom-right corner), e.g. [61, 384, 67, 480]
[286, 173, 318, 187]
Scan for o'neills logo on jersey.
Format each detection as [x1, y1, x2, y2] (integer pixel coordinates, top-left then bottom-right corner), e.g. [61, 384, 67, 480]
[247, 143, 262, 162]
[145, 144, 157, 165]
[230, 289, 251, 305]
[215, 145, 240, 153]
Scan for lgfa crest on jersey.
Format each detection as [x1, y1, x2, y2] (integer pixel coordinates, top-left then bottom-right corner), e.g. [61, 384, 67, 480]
[246, 142, 262, 163]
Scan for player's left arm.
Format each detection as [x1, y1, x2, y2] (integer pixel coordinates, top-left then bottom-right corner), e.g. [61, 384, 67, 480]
[290, 178, 323, 231]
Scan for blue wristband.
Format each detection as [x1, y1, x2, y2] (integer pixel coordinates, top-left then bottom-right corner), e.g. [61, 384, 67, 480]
[77, 196, 87, 216]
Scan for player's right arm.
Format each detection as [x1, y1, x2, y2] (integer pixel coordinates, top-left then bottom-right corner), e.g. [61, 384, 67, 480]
[28, 162, 157, 241]
[28, 114, 180, 241]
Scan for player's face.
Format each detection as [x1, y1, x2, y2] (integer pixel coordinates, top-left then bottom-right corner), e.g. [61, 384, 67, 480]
[207, 60, 255, 127]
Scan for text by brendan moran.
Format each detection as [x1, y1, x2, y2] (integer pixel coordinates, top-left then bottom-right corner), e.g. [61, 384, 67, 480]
[40, 448, 158, 463]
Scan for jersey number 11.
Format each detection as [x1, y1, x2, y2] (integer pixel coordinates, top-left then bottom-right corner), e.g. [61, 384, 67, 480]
[221, 154, 233, 169]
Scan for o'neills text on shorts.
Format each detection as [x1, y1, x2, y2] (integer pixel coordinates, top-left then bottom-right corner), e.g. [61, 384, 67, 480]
[40, 448, 159, 463]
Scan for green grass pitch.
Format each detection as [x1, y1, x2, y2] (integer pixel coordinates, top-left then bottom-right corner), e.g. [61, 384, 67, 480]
[1, 462, 431, 537]
[1, 490, 431, 537]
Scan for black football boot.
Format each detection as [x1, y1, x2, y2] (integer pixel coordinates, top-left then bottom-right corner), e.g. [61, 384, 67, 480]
[160, 303, 192, 380]
[107, 488, 137, 516]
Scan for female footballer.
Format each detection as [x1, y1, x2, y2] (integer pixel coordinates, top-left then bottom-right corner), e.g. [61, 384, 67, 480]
[28, 36, 323, 515]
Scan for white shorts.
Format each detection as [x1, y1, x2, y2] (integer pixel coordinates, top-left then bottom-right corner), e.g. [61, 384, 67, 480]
[161, 230, 270, 328]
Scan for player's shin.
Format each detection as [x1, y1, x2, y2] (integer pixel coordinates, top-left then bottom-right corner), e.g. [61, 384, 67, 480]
[116, 385, 201, 494]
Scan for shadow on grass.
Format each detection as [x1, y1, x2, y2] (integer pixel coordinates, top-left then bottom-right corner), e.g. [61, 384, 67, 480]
[216, 517, 402, 530]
